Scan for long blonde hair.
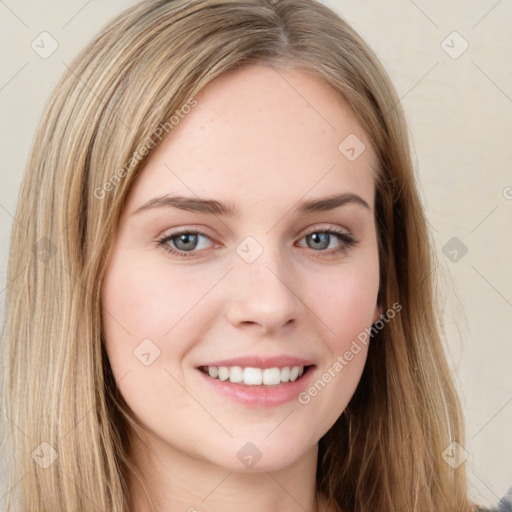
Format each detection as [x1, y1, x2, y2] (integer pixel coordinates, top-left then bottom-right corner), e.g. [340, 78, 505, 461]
[1, 0, 474, 510]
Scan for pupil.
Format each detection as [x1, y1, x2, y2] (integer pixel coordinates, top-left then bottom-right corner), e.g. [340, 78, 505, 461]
[309, 232, 328, 249]
[176, 234, 197, 250]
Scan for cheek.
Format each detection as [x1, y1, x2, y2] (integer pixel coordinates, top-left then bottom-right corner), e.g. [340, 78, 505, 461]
[297, 256, 378, 425]
[100, 254, 203, 421]
[101, 255, 201, 345]
[101, 254, 174, 377]
[101, 251, 224, 385]
[308, 254, 380, 351]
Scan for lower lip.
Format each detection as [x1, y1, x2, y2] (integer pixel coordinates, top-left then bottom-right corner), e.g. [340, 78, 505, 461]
[196, 366, 316, 407]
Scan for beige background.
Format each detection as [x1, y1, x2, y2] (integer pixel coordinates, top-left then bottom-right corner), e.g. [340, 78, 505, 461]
[0, 0, 511, 508]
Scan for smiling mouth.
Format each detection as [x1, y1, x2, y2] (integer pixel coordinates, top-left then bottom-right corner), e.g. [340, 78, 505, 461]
[198, 364, 315, 387]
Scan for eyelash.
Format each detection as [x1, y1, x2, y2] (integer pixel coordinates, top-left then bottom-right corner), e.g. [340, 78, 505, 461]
[156, 227, 358, 259]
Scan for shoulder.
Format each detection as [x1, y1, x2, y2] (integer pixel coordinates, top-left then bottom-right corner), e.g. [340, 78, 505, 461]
[476, 486, 512, 512]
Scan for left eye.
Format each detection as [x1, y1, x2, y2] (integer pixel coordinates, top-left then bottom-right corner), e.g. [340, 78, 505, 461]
[298, 230, 346, 251]
[157, 228, 357, 258]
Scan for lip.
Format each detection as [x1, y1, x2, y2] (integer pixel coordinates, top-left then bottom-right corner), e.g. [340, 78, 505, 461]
[196, 355, 315, 369]
[195, 364, 317, 408]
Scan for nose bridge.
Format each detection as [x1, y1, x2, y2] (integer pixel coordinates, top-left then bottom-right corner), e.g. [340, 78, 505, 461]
[225, 236, 301, 332]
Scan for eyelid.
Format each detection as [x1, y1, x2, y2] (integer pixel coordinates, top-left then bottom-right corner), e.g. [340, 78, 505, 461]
[156, 223, 357, 258]
[157, 225, 218, 244]
[156, 227, 219, 258]
[300, 223, 351, 237]
[156, 223, 351, 244]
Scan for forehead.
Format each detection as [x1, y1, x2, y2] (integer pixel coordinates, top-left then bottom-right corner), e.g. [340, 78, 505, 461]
[125, 64, 377, 215]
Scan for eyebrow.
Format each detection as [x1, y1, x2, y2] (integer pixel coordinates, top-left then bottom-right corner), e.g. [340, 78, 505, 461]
[132, 192, 371, 217]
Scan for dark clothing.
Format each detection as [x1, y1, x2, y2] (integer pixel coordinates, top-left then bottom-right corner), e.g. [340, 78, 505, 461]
[478, 487, 512, 512]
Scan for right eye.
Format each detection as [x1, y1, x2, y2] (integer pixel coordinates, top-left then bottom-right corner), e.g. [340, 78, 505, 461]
[157, 230, 216, 258]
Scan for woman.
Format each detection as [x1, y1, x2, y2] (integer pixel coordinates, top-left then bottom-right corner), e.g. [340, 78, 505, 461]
[1, 0, 509, 511]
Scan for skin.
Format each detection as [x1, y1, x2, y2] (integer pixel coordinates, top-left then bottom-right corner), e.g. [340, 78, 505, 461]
[101, 64, 382, 512]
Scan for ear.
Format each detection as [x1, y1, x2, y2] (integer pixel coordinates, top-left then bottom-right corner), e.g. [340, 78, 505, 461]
[372, 303, 383, 324]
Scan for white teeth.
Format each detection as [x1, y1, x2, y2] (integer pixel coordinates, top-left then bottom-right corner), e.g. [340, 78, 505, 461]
[262, 367, 281, 385]
[229, 366, 243, 383]
[202, 365, 307, 386]
[218, 366, 229, 381]
[243, 367, 262, 385]
[289, 366, 300, 381]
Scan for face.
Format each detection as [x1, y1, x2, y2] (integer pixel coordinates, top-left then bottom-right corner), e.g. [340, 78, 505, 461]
[101, 64, 381, 473]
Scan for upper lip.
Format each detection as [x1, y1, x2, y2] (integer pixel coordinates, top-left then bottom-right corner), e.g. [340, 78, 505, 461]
[197, 355, 315, 369]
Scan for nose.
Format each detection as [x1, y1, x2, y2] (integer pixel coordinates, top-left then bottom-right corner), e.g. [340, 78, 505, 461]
[224, 246, 303, 335]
